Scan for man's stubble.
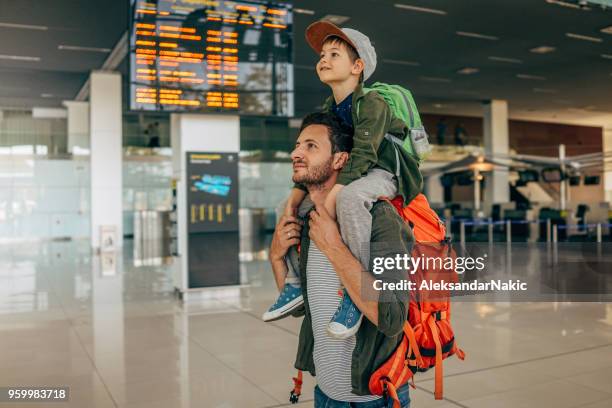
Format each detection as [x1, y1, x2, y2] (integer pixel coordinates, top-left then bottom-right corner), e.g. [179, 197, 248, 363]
[292, 157, 334, 190]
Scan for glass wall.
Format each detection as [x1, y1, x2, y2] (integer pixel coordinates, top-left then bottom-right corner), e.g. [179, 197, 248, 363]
[0, 108, 297, 240]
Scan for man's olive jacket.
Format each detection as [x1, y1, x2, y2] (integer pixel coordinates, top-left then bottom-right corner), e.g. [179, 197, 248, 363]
[292, 201, 412, 395]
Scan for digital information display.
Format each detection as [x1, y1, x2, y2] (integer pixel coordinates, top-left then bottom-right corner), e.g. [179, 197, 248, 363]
[186, 151, 239, 287]
[129, 0, 294, 116]
[186, 152, 238, 233]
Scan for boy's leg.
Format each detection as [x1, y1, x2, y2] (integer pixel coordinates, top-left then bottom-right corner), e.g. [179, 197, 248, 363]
[274, 195, 313, 279]
[336, 169, 397, 270]
[262, 195, 313, 322]
[327, 169, 397, 338]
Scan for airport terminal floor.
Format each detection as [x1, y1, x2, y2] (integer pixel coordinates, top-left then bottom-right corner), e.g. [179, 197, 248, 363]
[2, 239, 612, 408]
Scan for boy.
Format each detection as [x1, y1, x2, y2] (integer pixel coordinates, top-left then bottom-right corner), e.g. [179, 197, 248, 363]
[262, 21, 423, 339]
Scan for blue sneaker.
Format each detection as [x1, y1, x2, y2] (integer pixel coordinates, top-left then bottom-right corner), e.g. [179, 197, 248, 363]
[327, 289, 363, 339]
[262, 282, 304, 322]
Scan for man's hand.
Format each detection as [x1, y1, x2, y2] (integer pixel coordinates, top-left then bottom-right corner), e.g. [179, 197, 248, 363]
[270, 215, 303, 262]
[308, 205, 344, 254]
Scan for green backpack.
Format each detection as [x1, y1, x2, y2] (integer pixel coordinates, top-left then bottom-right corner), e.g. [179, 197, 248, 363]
[360, 82, 431, 162]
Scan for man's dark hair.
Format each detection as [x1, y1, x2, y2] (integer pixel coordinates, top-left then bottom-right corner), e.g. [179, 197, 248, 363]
[299, 112, 353, 154]
[322, 36, 364, 83]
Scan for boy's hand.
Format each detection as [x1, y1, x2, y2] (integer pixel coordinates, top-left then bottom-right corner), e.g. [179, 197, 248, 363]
[270, 215, 303, 262]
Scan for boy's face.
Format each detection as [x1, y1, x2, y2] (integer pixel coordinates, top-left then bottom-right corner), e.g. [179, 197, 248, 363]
[316, 41, 363, 85]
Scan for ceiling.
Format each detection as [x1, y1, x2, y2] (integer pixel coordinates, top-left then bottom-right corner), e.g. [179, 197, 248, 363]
[1, 0, 611, 122]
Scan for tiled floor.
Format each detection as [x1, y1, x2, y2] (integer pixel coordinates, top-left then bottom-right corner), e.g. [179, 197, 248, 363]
[1, 239, 611, 408]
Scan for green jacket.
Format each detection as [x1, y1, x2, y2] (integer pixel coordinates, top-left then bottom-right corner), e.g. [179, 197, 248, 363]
[293, 201, 412, 395]
[327, 84, 424, 205]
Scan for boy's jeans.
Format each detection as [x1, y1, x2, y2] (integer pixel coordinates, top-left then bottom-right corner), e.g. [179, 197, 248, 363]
[336, 168, 397, 270]
[280, 168, 397, 281]
[314, 384, 410, 408]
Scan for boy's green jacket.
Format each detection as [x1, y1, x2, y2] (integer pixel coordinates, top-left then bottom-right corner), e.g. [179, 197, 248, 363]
[296, 83, 423, 205]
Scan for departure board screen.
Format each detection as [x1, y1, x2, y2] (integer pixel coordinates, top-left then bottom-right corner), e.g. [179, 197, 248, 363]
[129, 0, 293, 116]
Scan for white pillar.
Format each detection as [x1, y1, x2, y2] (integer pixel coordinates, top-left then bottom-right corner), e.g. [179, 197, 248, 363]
[604, 125, 612, 203]
[483, 100, 510, 205]
[171, 114, 240, 295]
[425, 174, 444, 205]
[63, 101, 89, 153]
[90, 71, 123, 249]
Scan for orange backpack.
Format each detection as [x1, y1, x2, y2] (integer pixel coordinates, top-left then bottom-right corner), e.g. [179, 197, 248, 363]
[369, 194, 464, 406]
[288, 194, 464, 405]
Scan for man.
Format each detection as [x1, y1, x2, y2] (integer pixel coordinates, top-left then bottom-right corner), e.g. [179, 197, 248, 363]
[454, 122, 467, 146]
[269, 112, 413, 407]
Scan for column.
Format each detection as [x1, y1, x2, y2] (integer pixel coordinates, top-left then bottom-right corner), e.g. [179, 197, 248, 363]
[90, 71, 123, 249]
[425, 174, 444, 205]
[604, 124, 612, 203]
[171, 114, 240, 296]
[63, 101, 89, 154]
[483, 100, 510, 205]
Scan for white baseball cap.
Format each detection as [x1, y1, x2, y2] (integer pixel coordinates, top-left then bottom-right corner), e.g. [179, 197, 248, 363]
[305, 21, 377, 82]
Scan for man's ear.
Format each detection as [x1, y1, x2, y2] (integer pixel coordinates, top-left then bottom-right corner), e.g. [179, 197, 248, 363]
[351, 59, 365, 77]
[332, 151, 349, 170]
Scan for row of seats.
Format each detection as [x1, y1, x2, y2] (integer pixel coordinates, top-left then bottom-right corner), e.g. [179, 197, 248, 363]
[433, 203, 609, 242]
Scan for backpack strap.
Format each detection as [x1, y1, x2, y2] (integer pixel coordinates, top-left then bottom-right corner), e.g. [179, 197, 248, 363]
[382, 378, 402, 408]
[289, 370, 303, 403]
[426, 316, 444, 400]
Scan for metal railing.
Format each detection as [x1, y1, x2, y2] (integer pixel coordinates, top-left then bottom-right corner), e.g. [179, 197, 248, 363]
[449, 217, 611, 246]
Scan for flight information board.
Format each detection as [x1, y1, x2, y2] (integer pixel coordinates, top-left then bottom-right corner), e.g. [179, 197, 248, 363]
[129, 0, 293, 116]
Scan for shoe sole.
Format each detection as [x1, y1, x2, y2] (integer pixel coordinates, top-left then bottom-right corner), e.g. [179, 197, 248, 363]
[326, 314, 364, 339]
[262, 295, 304, 322]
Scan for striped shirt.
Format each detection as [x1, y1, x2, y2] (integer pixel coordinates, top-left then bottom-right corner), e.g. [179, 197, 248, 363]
[307, 242, 380, 402]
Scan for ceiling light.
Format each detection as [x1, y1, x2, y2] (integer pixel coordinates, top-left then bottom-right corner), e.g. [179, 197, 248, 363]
[565, 32, 603, 42]
[320, 15, 350, 25]
[294, 8, 315, 15]
[601, 54, 612, 59]
[517, 74, 546, 80]
[432, 103, 456, 109]
[488, 56, 523, 64]
[420, 76, 452, 83]
[530, 46, 556, 54]
[457, 67, 479, 75]
[456, 31, 499, 41]
[0, 22, 48, 30]
[58, 45, 111, 53]
[0, 54, 40, 62]
[394, 3, 447, 15]
[40, 93, 54, 98]
[383, 58, 420, 66]
[545, 0, 587, 10]
[533, 88, 557, 93]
